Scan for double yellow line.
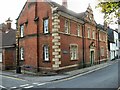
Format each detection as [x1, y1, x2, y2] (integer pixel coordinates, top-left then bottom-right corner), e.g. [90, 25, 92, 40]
[1, 75, 26, 81]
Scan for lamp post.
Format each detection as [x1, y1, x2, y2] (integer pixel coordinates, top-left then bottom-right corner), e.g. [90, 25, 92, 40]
[16, 20, 21, 74]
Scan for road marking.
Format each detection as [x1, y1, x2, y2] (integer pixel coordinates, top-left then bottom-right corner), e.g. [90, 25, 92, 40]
[0, 85, 6, 88]
[23, 85, 34, 88]
[20, 84, 29, 87]
[33, 82, 46, 86]
[1, 75, 26, 81]
[37, 83, 46, 86]
[33, 83, 39, 85]
[10, 87, 17, 89]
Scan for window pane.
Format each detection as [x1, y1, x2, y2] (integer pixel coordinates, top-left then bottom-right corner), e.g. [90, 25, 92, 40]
[44, 19, 49, 34]
[77, 25, 80, 36]
[0, 53, 2, 62]
[65, 20, 70, 34]
[20, 25, 24, 37]
[20, 47, 24, 60]
[70, 45, 78, 60]
[44, 45, 49, 61]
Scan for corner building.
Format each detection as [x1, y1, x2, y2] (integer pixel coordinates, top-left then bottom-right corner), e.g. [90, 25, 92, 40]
[17, 0, 108, 72]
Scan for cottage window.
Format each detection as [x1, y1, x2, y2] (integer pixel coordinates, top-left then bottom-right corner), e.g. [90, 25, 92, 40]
[65, 20, 70, 34]
[101, 47, 104, 56]
[70, 45, 78, 60]
[20, 47, 24, 60]
[43, 18, 49, 34]
[20, 25, 24, 37]
[43, 45, 49, 61]
[77, 24, 81, 36]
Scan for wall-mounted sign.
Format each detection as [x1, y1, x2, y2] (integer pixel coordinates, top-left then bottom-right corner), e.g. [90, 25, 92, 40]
[63, 50, 68, 54]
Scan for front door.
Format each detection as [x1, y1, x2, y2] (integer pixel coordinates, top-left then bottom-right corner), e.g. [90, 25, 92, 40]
[90, 51, 94, 65]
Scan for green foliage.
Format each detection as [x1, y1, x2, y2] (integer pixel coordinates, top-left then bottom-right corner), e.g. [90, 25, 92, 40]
[96, 0, 120, 24]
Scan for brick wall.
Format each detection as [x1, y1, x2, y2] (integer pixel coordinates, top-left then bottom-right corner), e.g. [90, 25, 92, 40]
[2, 48, 16, 70]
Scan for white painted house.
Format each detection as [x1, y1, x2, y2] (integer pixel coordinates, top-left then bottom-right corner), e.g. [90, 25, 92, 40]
[109, 29, 119, 60]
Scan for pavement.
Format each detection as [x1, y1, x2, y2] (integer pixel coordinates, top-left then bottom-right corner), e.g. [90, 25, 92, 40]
[0, 59, 118, 83]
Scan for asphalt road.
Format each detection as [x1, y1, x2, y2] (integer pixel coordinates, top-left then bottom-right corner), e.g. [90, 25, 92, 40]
[35, 60, 119, 89]
[0, 59, 119, 89]
[0, 74, 30, 89]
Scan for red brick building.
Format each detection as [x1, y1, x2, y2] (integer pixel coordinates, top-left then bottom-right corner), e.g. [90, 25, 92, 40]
[17, 0, 108, 72]
[0, 18, 16, 70]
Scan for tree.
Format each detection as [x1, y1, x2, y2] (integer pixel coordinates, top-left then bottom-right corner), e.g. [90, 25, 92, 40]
[96, 0, 120, 25]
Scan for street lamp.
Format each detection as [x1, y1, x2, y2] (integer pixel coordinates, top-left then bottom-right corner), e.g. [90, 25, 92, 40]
[15, 20, 21, 74]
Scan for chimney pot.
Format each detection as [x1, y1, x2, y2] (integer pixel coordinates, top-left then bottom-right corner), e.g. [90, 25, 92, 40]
[6, 18, 12, 29]
[62, 0, 67, 8]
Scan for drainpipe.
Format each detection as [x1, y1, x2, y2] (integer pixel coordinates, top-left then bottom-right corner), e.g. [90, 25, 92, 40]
[35, 1, 40, 72]
[98, 29, 100, 64]
[82, 23, 86, 68]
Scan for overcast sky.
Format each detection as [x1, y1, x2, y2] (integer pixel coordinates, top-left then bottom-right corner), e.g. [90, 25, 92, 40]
[0, 0, 118, 29]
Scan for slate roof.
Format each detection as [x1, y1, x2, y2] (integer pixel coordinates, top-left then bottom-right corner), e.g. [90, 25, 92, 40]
[2, 30, 16, 47]
[107, 28, 114, 43]
[0, 23, 16, 48]
[17, 0, 84, 22]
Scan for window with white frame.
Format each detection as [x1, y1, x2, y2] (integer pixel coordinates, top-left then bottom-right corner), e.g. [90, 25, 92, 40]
[65, 19, 70, 34]
[87, 28, 90, 38]
[20, 47, 24, 60]
[101, 47, 104, 56]
[70, 45, 78, 60]
[43, 18, 49, 34]
[77, 24, 81, 36]
[43, 45, 49, 61]
[92, 30, 95, 39]
[0, 53, 2, 62]
[20, 25, 24, 37]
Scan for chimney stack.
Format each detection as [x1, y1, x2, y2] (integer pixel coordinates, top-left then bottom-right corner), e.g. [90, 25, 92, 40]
[6, 18, 12, 29]
[62, 0, 67, 8]
[104, 21, 108, 31]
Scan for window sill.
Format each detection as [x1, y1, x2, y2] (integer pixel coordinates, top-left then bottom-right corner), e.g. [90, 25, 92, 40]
[70, 59, 78, 61]
[43, 60, 51, 63]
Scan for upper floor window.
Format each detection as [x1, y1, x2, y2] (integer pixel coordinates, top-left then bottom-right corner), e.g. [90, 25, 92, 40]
[99, 32, 101, 41]
[77, 24, 81, 36]
[20, 47, 24, 60]
[92, 30, 95, 39]
[20, 25, 24, 37]
[65, 19, 70, 34]
[43, 18, 49, 34]
[70, 44, 78, 60]
[87, 28, 90, 38]
[43, 45, 49, 61]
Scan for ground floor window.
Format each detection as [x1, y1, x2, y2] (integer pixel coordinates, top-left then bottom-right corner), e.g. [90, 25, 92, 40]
[70, 44, 78, 60]
[20, 47, 24, 60]
[43, 45, 49, 61]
